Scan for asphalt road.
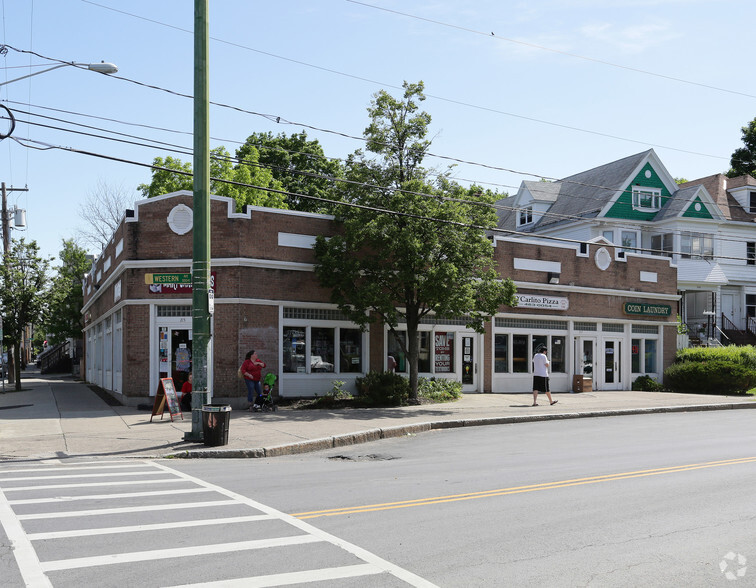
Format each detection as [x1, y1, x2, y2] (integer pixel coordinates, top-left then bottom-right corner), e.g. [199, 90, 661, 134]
[173, 410, 756, 586]
[2, 410, 755, 586]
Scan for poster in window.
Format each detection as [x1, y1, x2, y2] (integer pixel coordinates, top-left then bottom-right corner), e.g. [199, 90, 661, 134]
[434, 332, 453, 373]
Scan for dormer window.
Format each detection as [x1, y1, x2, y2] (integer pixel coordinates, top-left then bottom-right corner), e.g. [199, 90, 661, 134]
[749, 192, 756, 214]
[518, 206, 533, 226]
[632, 187, 662, 211]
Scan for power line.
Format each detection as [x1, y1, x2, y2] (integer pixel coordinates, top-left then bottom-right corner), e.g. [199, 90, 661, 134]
[7, 103, 755, 247]
[347, 0, 756, 101]
[9, 133, 755, 263]
[68, 5, 730, 161]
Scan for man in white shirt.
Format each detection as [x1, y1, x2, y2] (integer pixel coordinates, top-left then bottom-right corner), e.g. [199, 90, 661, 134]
[532, 345, 558, 407]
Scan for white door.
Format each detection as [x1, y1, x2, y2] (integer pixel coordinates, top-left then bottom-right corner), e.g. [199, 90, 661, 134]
[460, 334, 478, 392]
[721, 293, 737, 329]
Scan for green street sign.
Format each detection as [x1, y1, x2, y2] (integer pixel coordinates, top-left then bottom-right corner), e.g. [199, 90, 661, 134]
[623, 302, 671, 316]
[145, 272, 192, 285]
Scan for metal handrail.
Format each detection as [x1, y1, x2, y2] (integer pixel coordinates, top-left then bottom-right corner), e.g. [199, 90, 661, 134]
[721, 313, 743, 334]
[748, 316, 756, 339]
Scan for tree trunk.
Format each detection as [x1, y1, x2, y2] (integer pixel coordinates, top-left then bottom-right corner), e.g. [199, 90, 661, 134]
[13, 341, 21, 391]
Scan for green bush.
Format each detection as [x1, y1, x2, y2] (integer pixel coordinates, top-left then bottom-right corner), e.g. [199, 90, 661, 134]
[664, 358, 755, 395]
[354, 371, 410, 407]
[418, 377, 462, 402]
[675, 346, 756, 370]
[631, 375, 665, 391]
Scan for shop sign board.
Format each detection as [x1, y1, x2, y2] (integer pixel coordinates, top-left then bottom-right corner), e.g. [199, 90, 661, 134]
[145, 272, 192, 285]
[623, 302, 671, 316]
[147, 272, 216, 294]
[515, 294, 569, 311]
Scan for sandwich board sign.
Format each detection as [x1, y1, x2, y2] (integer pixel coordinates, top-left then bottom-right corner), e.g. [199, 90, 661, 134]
[150, 377, 183, 422]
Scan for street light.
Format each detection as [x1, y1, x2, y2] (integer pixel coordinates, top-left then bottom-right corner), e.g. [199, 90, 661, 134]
[0, 61, 118, 87]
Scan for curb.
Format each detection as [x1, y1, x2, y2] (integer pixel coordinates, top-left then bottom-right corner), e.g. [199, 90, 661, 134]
[169, 401, 756, 459]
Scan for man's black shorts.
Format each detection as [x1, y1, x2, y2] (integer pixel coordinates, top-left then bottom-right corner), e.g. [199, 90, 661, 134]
[533, 376, 550, 393]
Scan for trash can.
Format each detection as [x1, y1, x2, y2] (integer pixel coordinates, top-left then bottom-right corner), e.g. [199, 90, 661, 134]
[201, 404, 231, 446]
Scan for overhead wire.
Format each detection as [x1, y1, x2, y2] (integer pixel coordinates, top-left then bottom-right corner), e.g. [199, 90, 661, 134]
[8, 130, 755, 263]
[346, 0, 756, 101]
[71, 4, 729, 162]
[5, 101, 756, 250]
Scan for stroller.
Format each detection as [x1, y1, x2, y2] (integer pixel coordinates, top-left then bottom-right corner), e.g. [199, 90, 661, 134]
[251, 373, 278, 412]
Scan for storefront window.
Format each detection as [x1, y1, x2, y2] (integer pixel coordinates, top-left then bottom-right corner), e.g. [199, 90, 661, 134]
[512, 335, 528, 373]
[388, 332, 407, 373]
[311, 327, 335, 372]
[532, 335, 547, 357]
[283, 327, 306, 373]
[631, 338, 658, 374]
[494, 334, 508, 373]
[632, 339, 641, 373]
[644, 340, 657, 373]
[434, 332, 454, 373]
[550, 336, 565, 373]
[418, 332, 431, 373]
[340, 328, 362, 373]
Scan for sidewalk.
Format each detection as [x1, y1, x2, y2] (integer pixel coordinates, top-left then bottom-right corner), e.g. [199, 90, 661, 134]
[1, 368, 755, 461]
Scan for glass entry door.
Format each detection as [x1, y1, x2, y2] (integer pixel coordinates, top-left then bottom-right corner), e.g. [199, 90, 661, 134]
[602, 339, 622, 390]
[460, 334, 477, 392]
[158, 327, 193, 393]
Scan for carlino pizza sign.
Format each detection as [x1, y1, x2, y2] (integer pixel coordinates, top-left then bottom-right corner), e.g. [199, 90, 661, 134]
[514, 294, 569, 311]
[623, 302, 671, 316]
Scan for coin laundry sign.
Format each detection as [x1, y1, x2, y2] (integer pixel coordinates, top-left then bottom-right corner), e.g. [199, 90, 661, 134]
[623, 302, 671, 316]
[515, 294, 569, 310]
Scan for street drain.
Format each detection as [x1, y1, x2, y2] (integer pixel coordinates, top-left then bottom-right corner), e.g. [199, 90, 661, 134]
[328, 454, 399, 462]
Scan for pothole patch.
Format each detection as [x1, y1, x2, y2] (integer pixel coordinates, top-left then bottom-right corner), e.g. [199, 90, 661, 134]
[328, 454, 399, 462]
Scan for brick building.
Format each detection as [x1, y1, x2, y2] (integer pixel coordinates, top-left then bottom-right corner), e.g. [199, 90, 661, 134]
[81, 191, 678, 407]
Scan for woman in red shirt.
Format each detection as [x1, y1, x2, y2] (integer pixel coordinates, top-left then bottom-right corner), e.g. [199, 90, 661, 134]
[241, 350, 266, 409]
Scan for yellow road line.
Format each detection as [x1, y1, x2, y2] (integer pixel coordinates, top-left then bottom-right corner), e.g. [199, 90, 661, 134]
[293, 456, 756, 519]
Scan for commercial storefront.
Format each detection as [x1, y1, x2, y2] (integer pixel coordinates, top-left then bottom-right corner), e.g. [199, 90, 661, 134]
[81, 193, 678, 406]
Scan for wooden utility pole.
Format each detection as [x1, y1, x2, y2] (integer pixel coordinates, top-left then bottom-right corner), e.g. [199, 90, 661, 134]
[1, 182, 29, 385]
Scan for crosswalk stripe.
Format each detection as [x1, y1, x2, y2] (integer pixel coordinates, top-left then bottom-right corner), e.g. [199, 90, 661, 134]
[26, 514, 277, 540]
[0, 463, 148, 474]
[40, 535, 323, 572]
[166, 563, 384, 587]
[0, 470, 165, 482]
[2, 477, 187, 492]
[0, 488, 52, 587]
[17, 499, 240, 519]
[10, 487, 214, 505]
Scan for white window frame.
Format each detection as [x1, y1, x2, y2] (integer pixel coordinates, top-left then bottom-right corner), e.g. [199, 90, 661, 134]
[632, 187, 662, 211]
[517, 206, 533, 227]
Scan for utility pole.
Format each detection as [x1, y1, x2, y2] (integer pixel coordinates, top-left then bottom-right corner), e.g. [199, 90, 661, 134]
[1, 182, 28, 386]
[185, 0, 212, 441]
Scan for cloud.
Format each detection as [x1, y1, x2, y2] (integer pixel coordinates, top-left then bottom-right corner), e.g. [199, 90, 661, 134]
[579, 21, 681, 54]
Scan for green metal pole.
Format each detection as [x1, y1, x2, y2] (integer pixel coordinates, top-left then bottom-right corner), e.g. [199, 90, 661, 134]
[186, 0, 211, 441]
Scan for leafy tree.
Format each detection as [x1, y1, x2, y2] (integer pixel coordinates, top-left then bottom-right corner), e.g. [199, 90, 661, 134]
[727, 117, 756, 178]
[45, 240, 90, 345]
[236, 131, 344, 214]
[0, 239, 51, 390]
[77, 179, 136, 252]
[314, 81, 516, 402]
[137, 147, 288, 210]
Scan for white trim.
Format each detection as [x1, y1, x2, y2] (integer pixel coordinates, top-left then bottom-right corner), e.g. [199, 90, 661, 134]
[513, 258, 561, 273]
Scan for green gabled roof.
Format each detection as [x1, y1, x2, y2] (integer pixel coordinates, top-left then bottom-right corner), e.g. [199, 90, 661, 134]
[604, 162, 674, 220]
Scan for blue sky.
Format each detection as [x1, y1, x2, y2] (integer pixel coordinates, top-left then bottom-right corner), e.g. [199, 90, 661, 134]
[1, 0, 754, 261]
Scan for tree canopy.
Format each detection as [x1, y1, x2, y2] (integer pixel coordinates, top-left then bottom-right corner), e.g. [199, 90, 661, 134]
[0, 238, 51, 390]
[237, 131, 344, 214]
[44, 239, 91, 345]
[138, 147, 287, 210]
[727, 117, 756, 178]
[314, 81, 516, 401]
